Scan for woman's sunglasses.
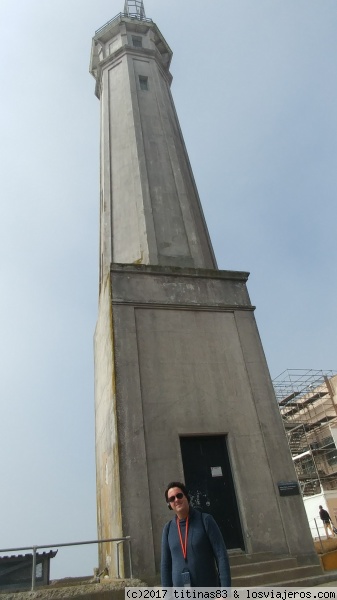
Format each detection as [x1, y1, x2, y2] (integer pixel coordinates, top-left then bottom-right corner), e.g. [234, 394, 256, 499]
[168, 492, 184, 503]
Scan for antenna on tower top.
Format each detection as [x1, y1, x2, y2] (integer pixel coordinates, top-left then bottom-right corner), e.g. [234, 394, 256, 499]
[124, 0, 146, 19]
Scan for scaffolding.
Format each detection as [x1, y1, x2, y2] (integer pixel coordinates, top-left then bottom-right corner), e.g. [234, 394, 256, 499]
[273, 369, 337, 497]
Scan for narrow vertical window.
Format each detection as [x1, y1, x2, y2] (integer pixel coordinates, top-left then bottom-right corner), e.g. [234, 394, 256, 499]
[132, 36, 143, 48]
[139, 75, 149, 91]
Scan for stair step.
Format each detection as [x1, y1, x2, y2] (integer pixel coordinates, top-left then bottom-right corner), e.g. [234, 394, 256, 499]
[232, 565, 323, 587]
[229, 553, 281, 567]
[256, 570, 337, 587]
[231, 557, 298, 577]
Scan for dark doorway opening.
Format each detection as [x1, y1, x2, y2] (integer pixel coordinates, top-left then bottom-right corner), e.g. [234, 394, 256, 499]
[180, 435, 244, 550]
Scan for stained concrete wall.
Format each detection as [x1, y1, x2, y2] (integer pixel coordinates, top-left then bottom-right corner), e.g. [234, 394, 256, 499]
[90, 16, 216, 286]
[94, 275, 123, 576]
[96, 264, 319, 579]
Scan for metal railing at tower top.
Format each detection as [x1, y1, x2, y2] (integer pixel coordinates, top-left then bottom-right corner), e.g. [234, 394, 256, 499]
[95, 13, 153, 35]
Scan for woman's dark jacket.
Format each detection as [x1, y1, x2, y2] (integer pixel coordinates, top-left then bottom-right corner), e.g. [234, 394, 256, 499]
[161, 507, 231, 587]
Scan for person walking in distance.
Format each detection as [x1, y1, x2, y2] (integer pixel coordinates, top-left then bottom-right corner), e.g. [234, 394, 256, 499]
[319, 505, 336, 538]
[161, 481, 231, 587]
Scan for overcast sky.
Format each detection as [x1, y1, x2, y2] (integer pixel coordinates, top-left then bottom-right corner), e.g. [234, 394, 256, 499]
[0, 0, 336, 580]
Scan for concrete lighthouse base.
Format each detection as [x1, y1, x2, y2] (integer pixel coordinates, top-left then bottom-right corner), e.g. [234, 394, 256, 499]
[94, 263, 319, 580]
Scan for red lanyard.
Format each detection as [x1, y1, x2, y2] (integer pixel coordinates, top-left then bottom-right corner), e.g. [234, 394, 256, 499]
[177, 516, 189, 561]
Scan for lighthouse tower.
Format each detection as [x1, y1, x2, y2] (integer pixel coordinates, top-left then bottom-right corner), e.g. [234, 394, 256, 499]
[90, 1, 320, 581]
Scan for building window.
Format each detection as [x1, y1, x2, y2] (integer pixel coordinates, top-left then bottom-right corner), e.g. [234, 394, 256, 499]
[109, 37, 120, 54]
[132, 36, 142, 48]
[36, 563, 43, 579]
[139, 75, 148, 91]
[326, 448, 337, 467]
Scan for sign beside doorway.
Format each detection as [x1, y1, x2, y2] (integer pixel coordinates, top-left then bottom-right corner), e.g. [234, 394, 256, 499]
[277, 481, 300, 496]
[211, 466, 223, 477]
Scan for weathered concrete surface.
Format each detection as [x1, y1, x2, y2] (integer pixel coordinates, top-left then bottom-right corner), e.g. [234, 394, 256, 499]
[94, 275, 124, 576]
[90, 15, 217, 286]
[0, 579, 145, 600]
[93, 264, 319, 580]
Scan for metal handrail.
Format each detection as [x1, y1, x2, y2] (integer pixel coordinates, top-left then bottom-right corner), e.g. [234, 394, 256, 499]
[95, 13, 153, 35]
[0, 536, 132, 592]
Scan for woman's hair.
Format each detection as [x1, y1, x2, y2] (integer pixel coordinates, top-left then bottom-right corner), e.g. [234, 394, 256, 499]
[164, 481, 190, 507]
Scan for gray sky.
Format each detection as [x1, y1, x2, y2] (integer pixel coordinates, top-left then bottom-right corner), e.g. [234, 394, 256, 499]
[0, 0, 336, 580]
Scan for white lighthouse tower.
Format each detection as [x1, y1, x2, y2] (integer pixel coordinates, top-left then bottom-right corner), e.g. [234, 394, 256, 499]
[90, 0, 321, 583]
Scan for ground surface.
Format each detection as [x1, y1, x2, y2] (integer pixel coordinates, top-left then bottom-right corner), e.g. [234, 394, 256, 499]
[0, 578, 145, 600]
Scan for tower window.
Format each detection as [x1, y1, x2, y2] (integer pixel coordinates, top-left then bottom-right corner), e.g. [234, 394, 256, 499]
[132, 36, 143, 48]
[139, 75, 149, 91]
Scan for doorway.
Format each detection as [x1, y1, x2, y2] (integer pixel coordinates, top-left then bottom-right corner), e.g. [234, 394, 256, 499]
[180, 435, 244, 550]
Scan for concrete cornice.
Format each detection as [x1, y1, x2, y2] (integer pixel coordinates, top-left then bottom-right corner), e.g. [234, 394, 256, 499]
[93, 15, 172, 59]
[110, 262, 250, 283]
[108, 264, 253, 310]
[111, 300, 255, 312]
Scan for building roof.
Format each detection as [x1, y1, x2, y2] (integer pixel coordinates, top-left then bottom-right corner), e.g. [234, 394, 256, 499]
[0, 551, 57, 563]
